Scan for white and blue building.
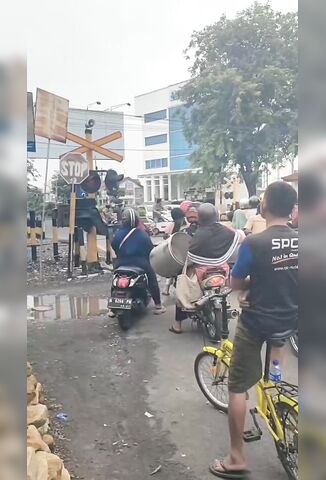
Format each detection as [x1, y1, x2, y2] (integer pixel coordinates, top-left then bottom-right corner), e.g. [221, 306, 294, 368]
[135, 82, 197, 203]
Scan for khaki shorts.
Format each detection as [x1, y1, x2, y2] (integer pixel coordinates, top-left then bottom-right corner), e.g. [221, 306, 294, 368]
[228, 320, 264, 394]
[228, 319, 288, 393]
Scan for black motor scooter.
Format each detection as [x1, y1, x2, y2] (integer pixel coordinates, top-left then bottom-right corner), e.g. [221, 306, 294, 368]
[108, 266, 151, 330]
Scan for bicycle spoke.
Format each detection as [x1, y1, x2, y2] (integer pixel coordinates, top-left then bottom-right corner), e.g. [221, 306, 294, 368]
[197, 354, 229, 409]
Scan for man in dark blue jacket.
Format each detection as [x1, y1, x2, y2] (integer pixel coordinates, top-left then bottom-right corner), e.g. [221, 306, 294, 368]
[112, 208, 165, 314]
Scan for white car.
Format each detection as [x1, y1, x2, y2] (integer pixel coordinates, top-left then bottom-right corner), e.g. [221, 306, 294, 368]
[152, 216, 170, 235]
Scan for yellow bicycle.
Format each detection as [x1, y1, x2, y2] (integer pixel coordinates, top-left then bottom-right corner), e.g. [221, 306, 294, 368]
[194, 286, 298, 480]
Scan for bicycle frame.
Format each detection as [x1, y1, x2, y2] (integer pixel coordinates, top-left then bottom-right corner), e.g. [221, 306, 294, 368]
[203, 336, 298, 444]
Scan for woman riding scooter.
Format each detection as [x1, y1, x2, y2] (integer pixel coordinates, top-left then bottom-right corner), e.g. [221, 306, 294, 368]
[111, 208, 166, 315]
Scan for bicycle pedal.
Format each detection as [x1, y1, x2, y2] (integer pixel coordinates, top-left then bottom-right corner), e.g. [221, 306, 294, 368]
[243, 428, 262, 442]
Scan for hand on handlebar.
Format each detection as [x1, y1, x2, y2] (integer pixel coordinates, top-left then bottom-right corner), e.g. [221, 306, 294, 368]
[238, 290, 250, 310]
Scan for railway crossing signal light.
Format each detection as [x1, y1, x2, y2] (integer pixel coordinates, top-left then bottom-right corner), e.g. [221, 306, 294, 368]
[104, 169, 124, 196]
[224, 192, 234, 200]
[80, 171, 101, 194]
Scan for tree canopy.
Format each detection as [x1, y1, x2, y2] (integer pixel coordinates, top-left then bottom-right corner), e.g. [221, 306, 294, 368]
[176, 2, 298, 195]
[51, 171, 70, 204]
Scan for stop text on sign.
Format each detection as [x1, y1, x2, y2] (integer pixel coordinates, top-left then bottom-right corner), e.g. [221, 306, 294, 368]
[61, 159, 88, 178]
[59, 153, 89, 185]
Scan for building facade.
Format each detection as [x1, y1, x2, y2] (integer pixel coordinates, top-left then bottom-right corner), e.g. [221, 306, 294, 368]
[135, 82, 196, 203]
[97, 177, 144, 207]
[119, 177, 144, 206]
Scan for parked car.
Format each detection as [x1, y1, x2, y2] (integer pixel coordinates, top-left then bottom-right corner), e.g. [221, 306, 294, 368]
[152, 216, 170, 235]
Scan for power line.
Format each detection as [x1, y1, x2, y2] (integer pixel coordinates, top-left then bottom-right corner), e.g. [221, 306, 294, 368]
[31, 140, 195, 153]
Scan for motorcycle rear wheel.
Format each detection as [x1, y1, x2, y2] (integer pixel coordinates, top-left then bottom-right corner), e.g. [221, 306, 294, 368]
[203, 309, 222, 342]
[118, 312, 133, 331]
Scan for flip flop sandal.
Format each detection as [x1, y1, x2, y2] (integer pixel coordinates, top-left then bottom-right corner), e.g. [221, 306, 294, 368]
[209, 460, 251, 479]
[169, 326, 182, 334]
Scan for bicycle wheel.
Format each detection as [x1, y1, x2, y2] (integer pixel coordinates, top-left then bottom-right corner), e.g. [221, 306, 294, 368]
[272, 401, 298, 480]
[194, 350, 229, 412]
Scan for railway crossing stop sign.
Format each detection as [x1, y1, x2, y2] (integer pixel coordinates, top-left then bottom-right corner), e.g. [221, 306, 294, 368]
[60, 153, 89, 185]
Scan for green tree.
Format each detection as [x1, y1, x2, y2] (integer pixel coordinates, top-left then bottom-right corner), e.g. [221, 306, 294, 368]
[51, 171, 70, 203]
[27, 159, 39, 191]
[176, 2, 298, 195]
[27, 186, 43, 214]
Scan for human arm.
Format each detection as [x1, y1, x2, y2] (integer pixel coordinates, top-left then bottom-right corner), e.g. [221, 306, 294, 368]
[111, 229, 123, 256]
[138, 230, 154, 258]
[243, 216, 253, 235]
[231, 242, 253, 292]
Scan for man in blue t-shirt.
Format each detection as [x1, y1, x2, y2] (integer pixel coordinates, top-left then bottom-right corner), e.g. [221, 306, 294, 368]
[210, 181, 298, 478]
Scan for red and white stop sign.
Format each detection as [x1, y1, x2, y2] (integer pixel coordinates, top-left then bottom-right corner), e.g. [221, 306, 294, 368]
[59, 153, 89, 184]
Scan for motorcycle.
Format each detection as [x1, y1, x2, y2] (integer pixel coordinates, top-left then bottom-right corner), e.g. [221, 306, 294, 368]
[183, 269, 238, 342]
[108, 266, 151, 330]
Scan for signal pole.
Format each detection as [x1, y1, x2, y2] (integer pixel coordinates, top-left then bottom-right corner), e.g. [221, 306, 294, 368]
[85, 120, 100, 271]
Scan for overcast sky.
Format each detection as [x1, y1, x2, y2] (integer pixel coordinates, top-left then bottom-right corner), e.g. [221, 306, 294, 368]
[28, 0, 297, 186]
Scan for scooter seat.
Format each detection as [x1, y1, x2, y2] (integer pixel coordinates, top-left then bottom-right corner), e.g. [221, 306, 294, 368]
[115, 266, 146, 275]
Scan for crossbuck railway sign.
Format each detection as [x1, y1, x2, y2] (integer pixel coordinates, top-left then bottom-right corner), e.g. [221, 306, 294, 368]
[60, 153, 89, 184]
[59, 131, 123, 162]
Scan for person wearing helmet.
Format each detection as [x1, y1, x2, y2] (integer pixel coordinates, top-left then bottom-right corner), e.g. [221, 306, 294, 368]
[179, 200, 193, 215]
[170, 203, 244, 334]
[111, 208, 165, 315]
[188, 203, 244, 276]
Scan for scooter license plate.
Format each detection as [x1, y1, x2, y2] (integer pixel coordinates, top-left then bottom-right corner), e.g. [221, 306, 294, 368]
[108, 298, 133, 310]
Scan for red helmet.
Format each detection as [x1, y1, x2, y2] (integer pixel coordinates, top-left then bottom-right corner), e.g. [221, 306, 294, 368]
[180, 200, 192, 215]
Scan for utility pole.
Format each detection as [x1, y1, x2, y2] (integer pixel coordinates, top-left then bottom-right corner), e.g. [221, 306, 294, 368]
[85, 120, 100, 271]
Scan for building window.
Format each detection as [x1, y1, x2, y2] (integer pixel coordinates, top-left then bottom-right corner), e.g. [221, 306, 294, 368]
[154, 177, 160, 200]
[146, 180, 152, 202]
[144, 109, 167, 123]
[163, 175, 169, 201]
[145, 158, 168, 169]
[145, 134, 167, 146]
[170, 155, 191, 171]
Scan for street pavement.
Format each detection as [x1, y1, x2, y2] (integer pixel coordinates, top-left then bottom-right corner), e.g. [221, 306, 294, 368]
[27, 278, 297, 480]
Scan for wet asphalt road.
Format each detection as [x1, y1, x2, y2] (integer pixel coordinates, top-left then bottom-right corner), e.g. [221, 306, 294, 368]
[27, 279, 297, 480]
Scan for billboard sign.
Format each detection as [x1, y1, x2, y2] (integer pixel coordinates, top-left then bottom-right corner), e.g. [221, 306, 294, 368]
[34, 88, 69, 143]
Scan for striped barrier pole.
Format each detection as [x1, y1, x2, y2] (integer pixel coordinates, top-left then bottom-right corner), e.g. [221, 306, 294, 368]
[78, 228, 87, 276]
[29, 211, 37, 262]
[74, 226, 80, 267]
[52, 210, 59, 261]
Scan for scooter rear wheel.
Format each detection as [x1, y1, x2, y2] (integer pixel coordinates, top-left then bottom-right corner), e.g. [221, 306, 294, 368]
[118, 312, 133, 331]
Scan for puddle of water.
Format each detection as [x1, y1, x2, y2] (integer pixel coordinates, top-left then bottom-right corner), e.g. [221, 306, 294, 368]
[27, 294, 108, 321]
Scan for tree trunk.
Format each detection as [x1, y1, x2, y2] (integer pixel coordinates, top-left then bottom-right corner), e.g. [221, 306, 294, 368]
[239, 165, 257, 197]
